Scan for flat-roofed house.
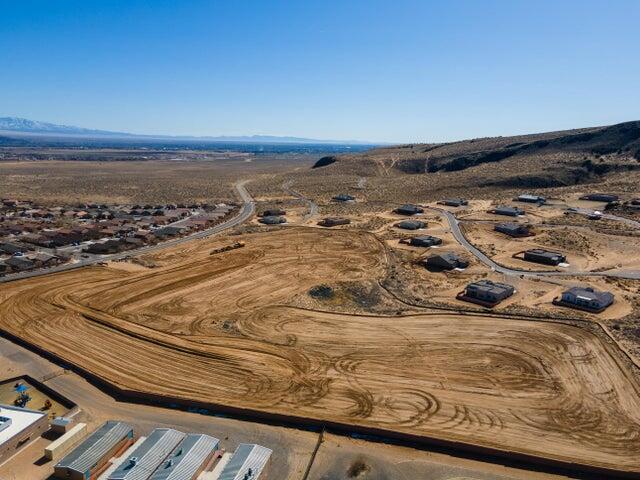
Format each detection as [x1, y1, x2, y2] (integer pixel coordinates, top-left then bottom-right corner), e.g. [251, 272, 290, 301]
[523, 248, 566, 266]
[332, 194, 356, 202]
[579, 193, 619, 202]
[556, 286, 614, 313]
[494, 223, 532, 237]
[0, 404, 48, 465]
[396, 220, 426, 230]
[460, 280, 515, 306]
[54, 421, 134, 480]
[218, 444, 272, 480]
[318, 217, 351, 227]
[258, 215, 286, 225]
[259, 209, 286, 217]
[395, 204, 424, 215]
[439, 198, 468, 207]
[149, 434, 219, 480]
[108, 428, 185, 480]
[490, 205, 525, 217]
[407, 235, 442, 247]
[515, 194, 546, 204]
[425, 252, 469, 270]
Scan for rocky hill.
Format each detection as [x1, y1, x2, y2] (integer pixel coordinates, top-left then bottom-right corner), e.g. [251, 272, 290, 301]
[312, 121, 640, 190]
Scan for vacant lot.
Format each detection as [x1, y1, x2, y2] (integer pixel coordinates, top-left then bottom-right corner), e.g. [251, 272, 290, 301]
[0, 227, 639, 475]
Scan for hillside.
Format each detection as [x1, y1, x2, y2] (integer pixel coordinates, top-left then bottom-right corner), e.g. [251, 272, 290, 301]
[312, 121, 640, 190]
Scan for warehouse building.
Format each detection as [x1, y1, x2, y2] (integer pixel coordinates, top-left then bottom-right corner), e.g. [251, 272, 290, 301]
[395, 204, 424, 215]
[318, 217, 351, 227]
[438, 198, 468, 207]
[108, 428, 185, 480]
[494, 223, 532, 237]
[555, 286, 614, 313]
[332, 194, 355, 202]
[0, 404, 48, 465]
[396, 220, 426, 230]
[402, 235, 442, 247]
[522, 248, 566, 266]
[425, 252, 469, 270]
[459, 280, 515, 307]
[218, 443, 272, 480]
[489, 205, 525, 217]
[149, 433, 219, 480]
[515, 194, 546, 204]
[54, 421, 134, 480]
[258, 215, 286, 225]
[579, 193, 619, 202]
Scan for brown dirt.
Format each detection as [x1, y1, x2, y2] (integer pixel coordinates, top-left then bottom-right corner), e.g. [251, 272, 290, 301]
[1, 227, 640, 474]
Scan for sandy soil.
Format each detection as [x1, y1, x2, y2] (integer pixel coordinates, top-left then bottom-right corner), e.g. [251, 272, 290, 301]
[462, 222, 640, 274]
[1, 228, 639, 475]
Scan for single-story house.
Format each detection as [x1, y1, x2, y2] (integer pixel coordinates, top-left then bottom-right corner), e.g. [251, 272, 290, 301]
[332, 194, 356, 202]
[425, 252, 469, 270]
[0, 242, 30, 255]
[396, 220, 426, 230]
[557, 286, 614, 312]
[579, 193, 619, 203]
[462, 280, 515, 305]
[260, 209, 286, 217]
[494, 223, 532, 237]
[523, 248, 566, 266]
[439, 198, 468, 207]
[85, 239, 123, 254]
[259, 215, 286, 225]
[395, 204, 424, 215]
[318, 217, 351, 227]
[490, 205, 525, 217]
[407, 235, 442, 247]
[515, 194, 546, 204]
[5, 256, 36, 271]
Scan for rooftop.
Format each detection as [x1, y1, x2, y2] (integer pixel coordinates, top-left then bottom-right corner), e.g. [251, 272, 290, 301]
[149, 433, 219, 480]
[56, 420, 133, 475]
[218, 443, 272, 480]
[0, 404, 47, 446]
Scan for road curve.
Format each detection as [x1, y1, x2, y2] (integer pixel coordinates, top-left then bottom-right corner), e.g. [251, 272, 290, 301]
[282, 180, 319, 222]
[433, 207, 640, 280]
[0, 180, 255, 284]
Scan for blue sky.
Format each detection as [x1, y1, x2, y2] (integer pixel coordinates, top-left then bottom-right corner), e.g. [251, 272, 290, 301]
[1, 0, 639, 143]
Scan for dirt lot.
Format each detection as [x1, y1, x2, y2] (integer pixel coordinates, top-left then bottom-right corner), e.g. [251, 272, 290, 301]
[1, 227, 639, 475]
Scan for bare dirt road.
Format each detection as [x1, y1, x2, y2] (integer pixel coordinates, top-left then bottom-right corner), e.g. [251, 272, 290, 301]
[1, 227, 639, 476]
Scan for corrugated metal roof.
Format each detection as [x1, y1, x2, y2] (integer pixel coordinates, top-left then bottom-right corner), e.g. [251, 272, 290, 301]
[108, 428, 185, 480]
[56, 421, 133, 475]
[217, 444, 272, 480]
[149, 434, 219, 480]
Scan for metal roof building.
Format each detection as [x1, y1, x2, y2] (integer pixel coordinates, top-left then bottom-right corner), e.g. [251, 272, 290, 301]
[217, 443, 272, 480]
[55, 421, 134, 480]
[149, 434, 219, 480]
[108, 428, 185, 480]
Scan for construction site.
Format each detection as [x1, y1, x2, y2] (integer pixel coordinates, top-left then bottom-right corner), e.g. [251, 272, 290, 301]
[1, 224, 639, 478]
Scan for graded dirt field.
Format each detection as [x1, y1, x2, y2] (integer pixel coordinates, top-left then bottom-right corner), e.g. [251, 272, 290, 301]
[1, 227, 640, 475]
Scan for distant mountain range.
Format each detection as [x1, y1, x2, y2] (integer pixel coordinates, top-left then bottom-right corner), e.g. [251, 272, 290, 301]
[0, 117, 376, 145]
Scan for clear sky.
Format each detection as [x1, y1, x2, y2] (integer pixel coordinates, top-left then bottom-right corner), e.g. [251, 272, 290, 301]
[1, 0, 639, 143]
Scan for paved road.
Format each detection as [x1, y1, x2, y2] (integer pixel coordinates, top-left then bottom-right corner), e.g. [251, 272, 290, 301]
[434, 208, 640, 280]
[570, 207, 640, 228]
[282, 180, 319, 222]
[0, 181, 255, 284]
